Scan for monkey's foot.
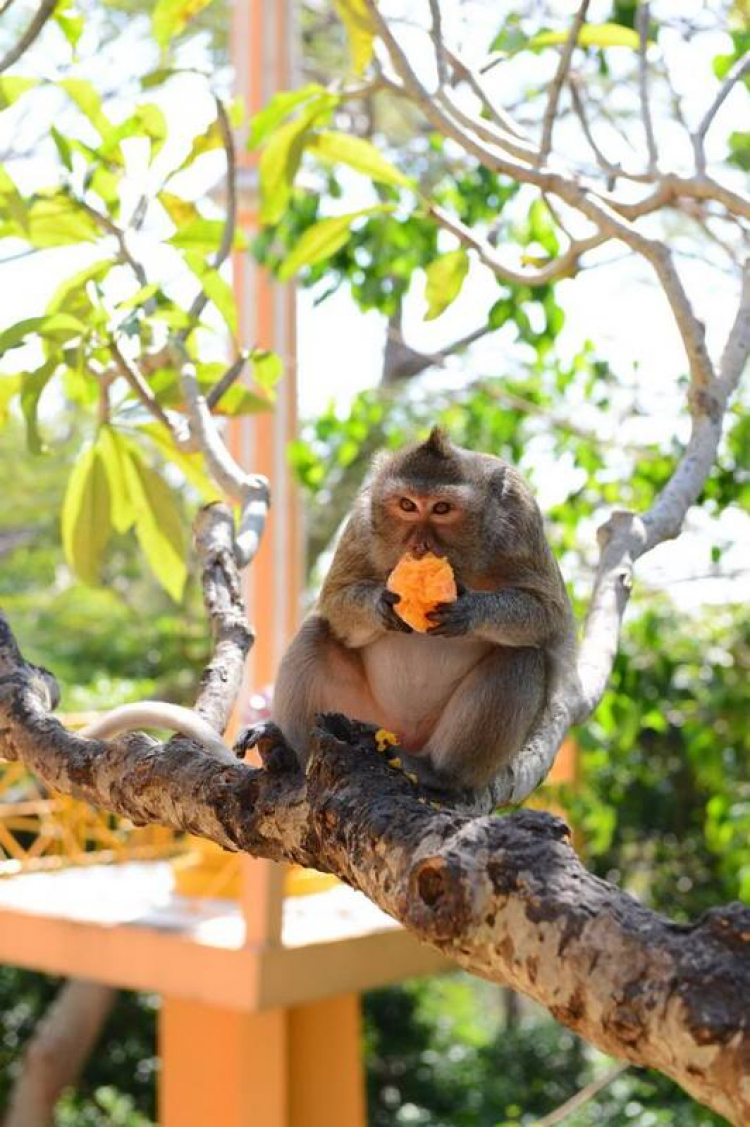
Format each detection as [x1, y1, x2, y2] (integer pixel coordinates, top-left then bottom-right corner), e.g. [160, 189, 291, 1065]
[234, 721, 299, 775]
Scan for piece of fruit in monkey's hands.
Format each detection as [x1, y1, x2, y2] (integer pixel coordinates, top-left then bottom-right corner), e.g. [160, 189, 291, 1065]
[386, 552, 458, 633]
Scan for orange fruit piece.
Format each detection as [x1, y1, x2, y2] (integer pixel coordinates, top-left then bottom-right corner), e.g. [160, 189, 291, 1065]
[386, 552, 457, 633]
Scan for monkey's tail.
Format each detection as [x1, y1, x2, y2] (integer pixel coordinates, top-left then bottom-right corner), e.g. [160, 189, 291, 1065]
[80, 703, 235, 764]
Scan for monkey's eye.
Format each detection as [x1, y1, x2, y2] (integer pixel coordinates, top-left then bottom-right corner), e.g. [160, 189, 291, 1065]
[399, 497, 418, 513]
[432, 501, 452, 515]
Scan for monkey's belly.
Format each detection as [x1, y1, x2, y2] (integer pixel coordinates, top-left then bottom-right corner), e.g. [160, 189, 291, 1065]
[361, 633, 492, 750]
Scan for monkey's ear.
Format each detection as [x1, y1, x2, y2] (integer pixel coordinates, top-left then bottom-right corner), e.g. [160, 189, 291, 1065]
[489, 466, 508, 499]
[423, 426, 452, 457]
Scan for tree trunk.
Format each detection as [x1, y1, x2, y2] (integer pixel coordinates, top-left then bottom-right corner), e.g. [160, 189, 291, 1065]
[3, 980, 116, 1127]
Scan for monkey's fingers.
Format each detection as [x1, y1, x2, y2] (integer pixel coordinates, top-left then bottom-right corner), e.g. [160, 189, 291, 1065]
[234, 721, 298, 774]
[426, 601, 470, 636]
[377, 591, 413, 633]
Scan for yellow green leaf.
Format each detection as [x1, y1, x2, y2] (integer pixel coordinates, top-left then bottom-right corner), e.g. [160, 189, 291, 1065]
[0, 77, 38, 110]
[122, 446, 187, 602]
[184, 251, 237, 335]
[529, 23, 641, 50]
[0, 374, 21, 425]
[259, 96, 338, 225]
[307, 131, 413, 189]
[152, 0, 215, 48]
[279, 205, 394, 281]
[333, 0, 375, 75]
[247, 85, 327, 150]
[59, 79, 112, 137]
[137, 423, 220, 502]
[424, 248, 470, 320]
[61, 444, 112, 585]
[159, 191, 201, 227]
[250, 349, 282, 391]
[97, 425, 136, 533]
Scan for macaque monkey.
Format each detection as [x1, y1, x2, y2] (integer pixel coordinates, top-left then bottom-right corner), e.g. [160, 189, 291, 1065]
[242, 427, 576, 805]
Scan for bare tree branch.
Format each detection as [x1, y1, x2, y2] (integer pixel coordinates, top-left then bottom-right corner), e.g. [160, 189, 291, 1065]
[0, 0, 56, 74]
[693, 51, 750, 175]
[108, 338, 186, 440]
[206, 349, 249, 410]
[538, 0, 590, 166]
[636, 2, 659, 175]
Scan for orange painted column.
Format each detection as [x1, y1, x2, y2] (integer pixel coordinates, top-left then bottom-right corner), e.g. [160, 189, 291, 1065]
[160, 3, 365, 1124]
[159, 998, 365, 1127]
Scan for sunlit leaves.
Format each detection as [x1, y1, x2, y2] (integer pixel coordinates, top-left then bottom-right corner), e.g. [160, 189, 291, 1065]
[0, 375, 21, 425]
[424, 248, 469, 320]
[20, 361, 56, 453]
[279, 205, 395, 281]
[0, 313, 87, 359]
[59, 78, 112, 138]
[251, 349, 283, 391]
[168, 217, 244, 252]
[61, 442, 112, 586]
[307, 131, 413, 189]
[122, 446, 186, 602]
[17, 191, 100, 247]
[0, 77, 38, 110]
[333, 0, 375, 75]
[53, 3, 84, 48]
[258, 96, 338, 224]
[527, 23, 641, 50]
[183, 251, 237, 335]
[97, 424, 136, 534]
[248, 85, 328, 150]
[152, 0, 216, 49]
[137, 423, 219, 502]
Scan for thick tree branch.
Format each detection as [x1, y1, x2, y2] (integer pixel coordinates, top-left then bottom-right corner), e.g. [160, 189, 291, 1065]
[0, 654, 747, 1125]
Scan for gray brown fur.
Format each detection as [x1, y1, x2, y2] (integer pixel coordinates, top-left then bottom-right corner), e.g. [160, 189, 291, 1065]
[268, 428, 576, 803]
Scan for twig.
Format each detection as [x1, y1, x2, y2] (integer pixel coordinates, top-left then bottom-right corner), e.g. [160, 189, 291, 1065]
[428, 0, 448, 88]
[109, 338, 184, 440]
[0, 0, 57, 73]
[636, 2, 659, 175]
[78, 199, 148, 288]
[206, 350, 249, 410]
[532, 1063, 630, 1127]
[693, 51, 750, 175]
[179, 97, 237, 338]
[538, 0, 590, 166]
[444, 45, 531, 142]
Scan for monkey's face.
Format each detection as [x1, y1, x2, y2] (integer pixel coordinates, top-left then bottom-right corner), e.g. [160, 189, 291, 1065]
[369, 480, 482, 574]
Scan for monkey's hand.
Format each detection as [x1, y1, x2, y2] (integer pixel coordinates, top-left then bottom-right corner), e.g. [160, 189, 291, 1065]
[377, 589, 413, 633]
[234, 721, 300, 774]
[425, 588, 476, 637]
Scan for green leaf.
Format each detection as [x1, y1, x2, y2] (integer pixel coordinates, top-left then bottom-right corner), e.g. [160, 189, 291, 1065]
[0, 165, 27, 232]
[528, 23, 641, 50]
[333, 0, 375, 75]
[61, 443, 112, 584]
[307, 131, 413, 189]
[247, 85, 327, 149]
[279, 205, 394, 280]
[174, 116, 223, 174]
[168, 218, 246, 252]
[97, 425, 136, 533]
[23, 192, 100, 247]
[251, 349, 283, 391]
[0, 374, 21, 425]
[59, 79, 111, 138]
[183, 251, 237, 334]
[122, 446, 187, 601]
[0, 77, 38, 110]
[0, 313, 87, 358]
[134, 103, 168, 159]
[54, 6, 85, 48]
[20, 361, 56, 453]
[159, 191, 201, 227]
[728, 131, 750, 172]
[424, 248, 470, 320]
[137, 423, 220, 501]
[259, 96, 338, 225]
[47, 259, 113, 320]
[152, 0, 215, 48]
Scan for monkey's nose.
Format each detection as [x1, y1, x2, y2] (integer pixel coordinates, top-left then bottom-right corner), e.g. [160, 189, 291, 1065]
[412, 539, 437, 558]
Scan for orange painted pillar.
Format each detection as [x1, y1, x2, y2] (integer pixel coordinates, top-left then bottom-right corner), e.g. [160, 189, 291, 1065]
[159, 997, 365, 1127]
